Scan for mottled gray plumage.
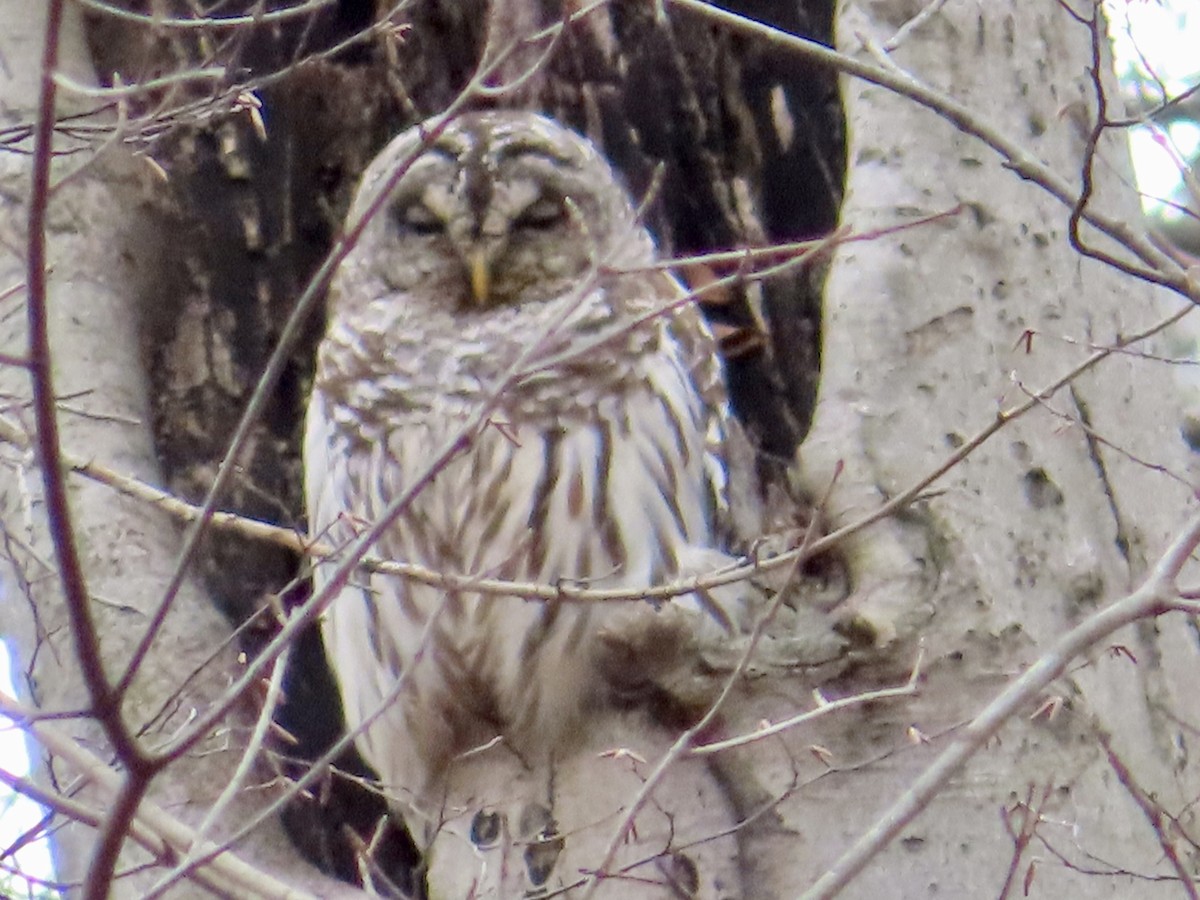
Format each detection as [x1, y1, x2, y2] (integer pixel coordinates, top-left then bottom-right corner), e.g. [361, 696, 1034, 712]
[305, 111, 747, 897]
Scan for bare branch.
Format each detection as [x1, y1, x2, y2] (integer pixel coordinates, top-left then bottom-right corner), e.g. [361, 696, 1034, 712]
[0, 692, 318, 900]
[801, 511, 1200, 899]
[690, 649, 923, 756]
[72, 0, 337, 30]
[668, 0, 1191, 295]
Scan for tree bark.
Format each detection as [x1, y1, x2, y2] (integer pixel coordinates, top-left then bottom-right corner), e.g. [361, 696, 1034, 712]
[0, 3, 361, 897]
[781, 1, 1200, 896]
[3, 1, 1199, 898]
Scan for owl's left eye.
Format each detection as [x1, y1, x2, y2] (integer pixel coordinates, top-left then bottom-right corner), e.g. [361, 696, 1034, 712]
[514, 197, 565, 231]
[397, 203, 444, 236]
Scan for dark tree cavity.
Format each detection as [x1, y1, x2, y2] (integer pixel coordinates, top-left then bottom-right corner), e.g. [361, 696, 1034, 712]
[82, 1, 844, 892]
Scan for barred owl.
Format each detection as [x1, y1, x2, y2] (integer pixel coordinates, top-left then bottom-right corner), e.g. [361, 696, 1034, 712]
[305, 111, 751, 898]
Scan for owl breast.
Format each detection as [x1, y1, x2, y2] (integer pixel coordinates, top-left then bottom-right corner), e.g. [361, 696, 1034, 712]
[307, 288, 727, 789]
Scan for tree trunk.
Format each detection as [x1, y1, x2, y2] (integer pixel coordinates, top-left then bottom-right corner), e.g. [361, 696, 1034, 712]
[2, 0, 1198, 898]
[0, 3, 363, 897]
[780, 1, 1200, 896]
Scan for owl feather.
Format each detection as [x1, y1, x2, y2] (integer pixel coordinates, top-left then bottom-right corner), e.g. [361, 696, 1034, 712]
[306, 111, 753, 898]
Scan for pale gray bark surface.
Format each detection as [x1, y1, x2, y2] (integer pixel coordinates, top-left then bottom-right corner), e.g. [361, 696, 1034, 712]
[2, 1, 1198, 898]
[773, 1, 1200, 896]
[0, 4, 358, 897]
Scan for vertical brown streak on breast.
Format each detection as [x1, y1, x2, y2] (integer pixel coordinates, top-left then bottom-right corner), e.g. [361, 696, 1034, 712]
[610, 402, 632, 440]
[453, 606, 489, 675]
[416, 616, 454, 673]
[650, 512, 682, 576]
[405, 504, 434, 554]
[467, 432, 486, 476]
[457, 440, 489, 539]
[566, 464, 586, 519]
[355, 447, 382, 524]
[657, 439, 681, 510]
[383, 631, 405, 680]
[476, 495, 512, 557]
[563, 602, 593, 657]
[360, 586, 386, 668]
[395, 583, 423, 627]
[596, 421, 624, 571]
[433, 524, 465, 574]
[400, 507, 432, 559]
[653, 444, 688, 540]
[519, 600, 561, 666]
[594, 421, 612, 523]
[659, 390, 693, 469]
[443, 586, 467, 626]
[473, 444, 518, 560]
[574, 538, 592, 581]
[526, 429, 563, 578]
[511, 673, 544, 742]
[394, 514, 433, 624]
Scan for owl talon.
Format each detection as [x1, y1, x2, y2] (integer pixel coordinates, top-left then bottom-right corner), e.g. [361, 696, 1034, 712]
[470, 809, 503, 849]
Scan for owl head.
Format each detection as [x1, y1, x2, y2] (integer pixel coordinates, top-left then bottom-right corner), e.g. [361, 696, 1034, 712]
[342, 111, 649, 312]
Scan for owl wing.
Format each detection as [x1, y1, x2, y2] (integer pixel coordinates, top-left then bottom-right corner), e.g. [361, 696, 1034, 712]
[619, 266, 763, 553]
[304, 376, 437, 800]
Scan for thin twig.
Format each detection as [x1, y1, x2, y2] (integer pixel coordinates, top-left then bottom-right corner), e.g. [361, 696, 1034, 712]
[883, 0, 950, 52]
[996, 784, 1052, 900]
[800, 511, 1200, 900]
[72, 0, 336, 30]
[26, 5, 152, 893]
[144, 648, 292, 898]
[3, 290, 1192, 620]
[690, 649, 922, 756]
[1098, 731, 1199, 900]
[668, 0, 1189, 294]
[26, 0, 108, 732]
[1062, 6, 1155, 285]
[581, 469, 839, 897]
[0, 692, 316, 899]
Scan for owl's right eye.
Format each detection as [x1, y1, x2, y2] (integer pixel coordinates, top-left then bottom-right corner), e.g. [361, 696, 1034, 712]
[397, 204, 444, 236]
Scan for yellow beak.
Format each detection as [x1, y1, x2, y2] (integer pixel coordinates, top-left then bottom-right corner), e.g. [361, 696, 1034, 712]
[469, 250, 491, 307]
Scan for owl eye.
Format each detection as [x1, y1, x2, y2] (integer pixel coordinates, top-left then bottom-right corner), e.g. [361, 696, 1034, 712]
[397, 203, 444, 236]
[514, 196, 565, 231]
